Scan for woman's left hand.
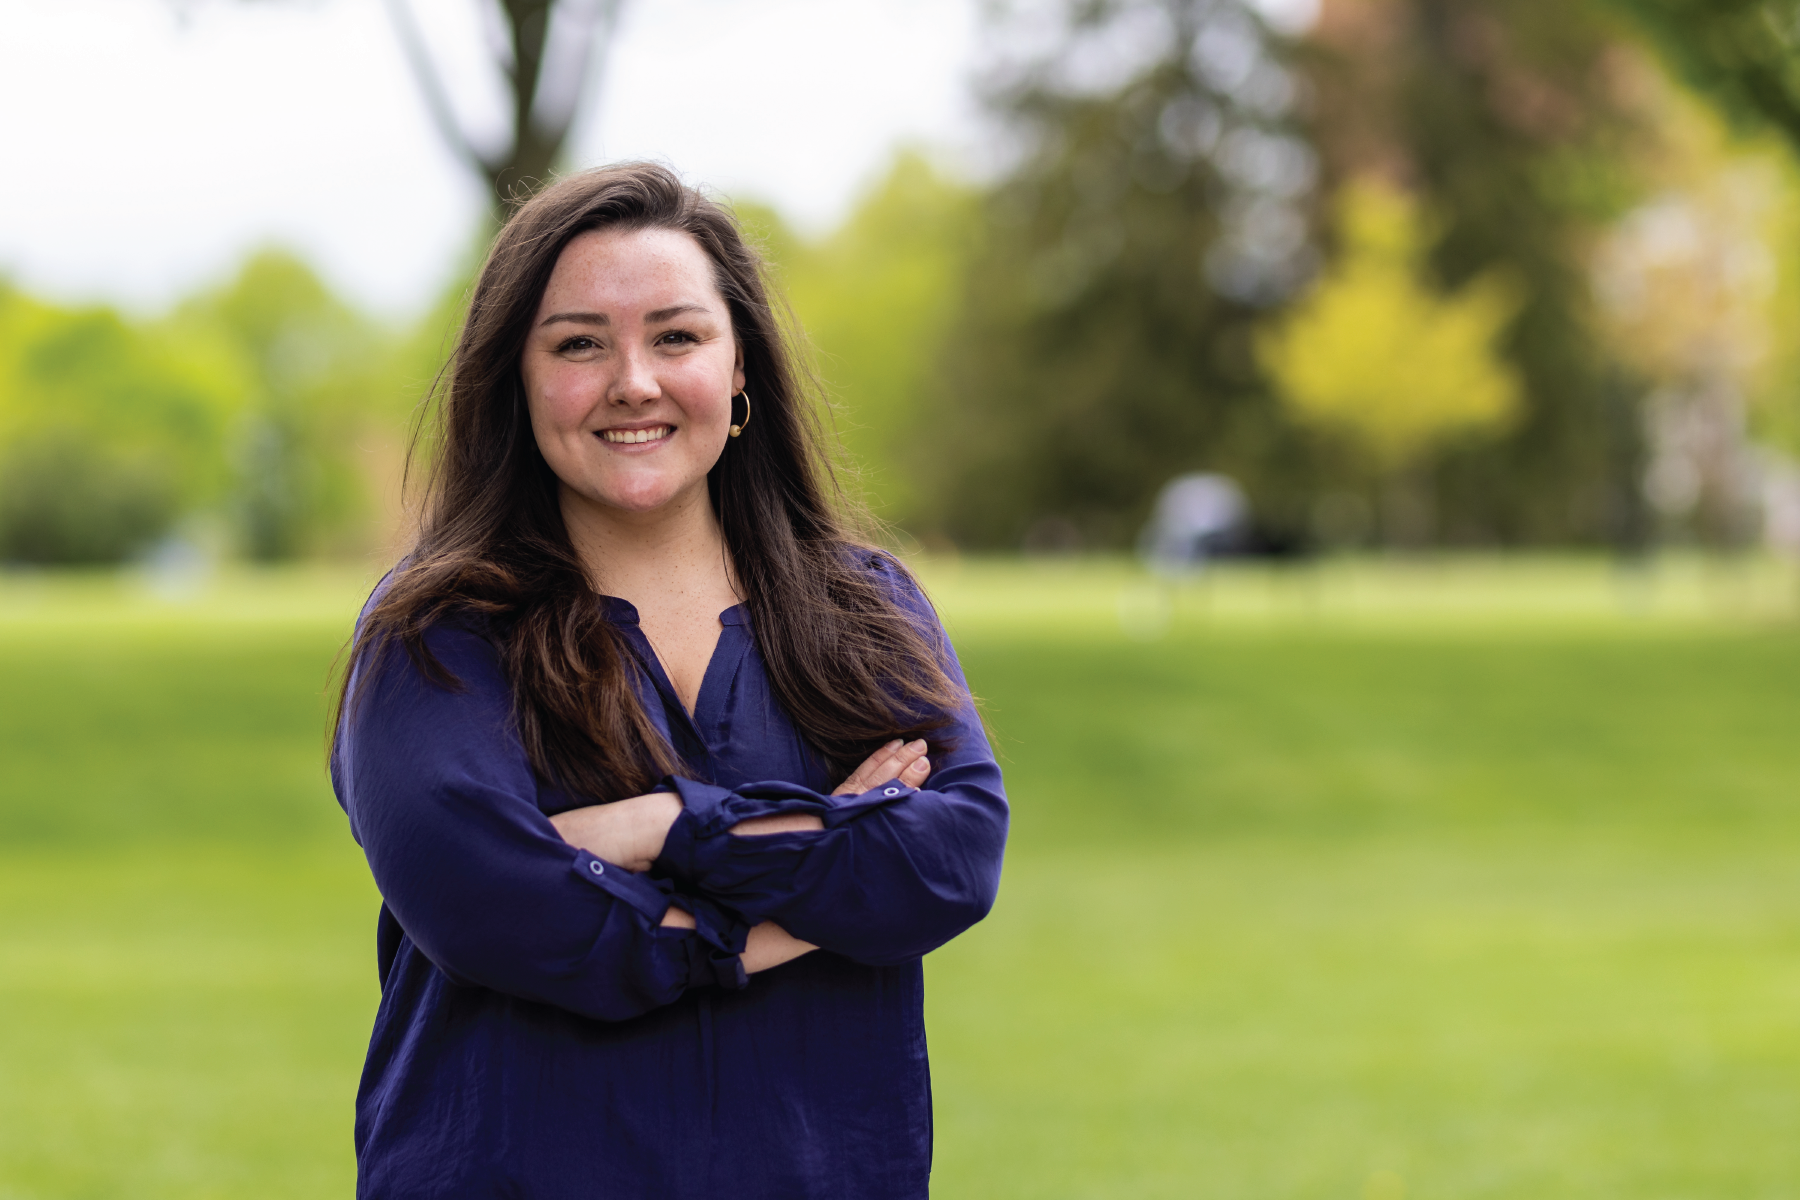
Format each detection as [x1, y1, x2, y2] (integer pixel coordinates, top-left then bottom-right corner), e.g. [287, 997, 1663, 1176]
[549, 791, 683, 873]
[832, 739, 931, 797]
[555, 740, 934, 852]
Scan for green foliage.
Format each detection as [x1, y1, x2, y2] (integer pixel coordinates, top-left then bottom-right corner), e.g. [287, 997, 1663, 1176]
[1259, 179, 1523, 473]
[178, 249, 398, 560]
[747, 152, 979, 525]
[0, 250, 415, 566]
[925, 0, 1316, 550]
[1744, 139, 1800, 456]
[0, 287, 250, 563]
[1609, 0, 1800, 152]
[1607, 0, 1800, 466]
[0, 433, 178, 565]
[905, 0, 1654, 549]
[1304, 0, 1654, 544]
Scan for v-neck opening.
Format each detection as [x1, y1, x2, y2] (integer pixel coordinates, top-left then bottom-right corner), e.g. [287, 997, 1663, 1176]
[690, 620, 747, 728]
[601, 596, 748, 732]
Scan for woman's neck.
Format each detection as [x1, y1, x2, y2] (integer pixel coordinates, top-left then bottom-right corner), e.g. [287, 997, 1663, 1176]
[559, 481, 739, 613]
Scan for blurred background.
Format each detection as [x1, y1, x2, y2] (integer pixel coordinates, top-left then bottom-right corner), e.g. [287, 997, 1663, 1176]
[4, 0, 1800, 1196]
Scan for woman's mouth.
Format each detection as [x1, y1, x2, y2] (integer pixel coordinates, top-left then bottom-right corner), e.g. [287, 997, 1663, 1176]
[599, 425, 673, 445]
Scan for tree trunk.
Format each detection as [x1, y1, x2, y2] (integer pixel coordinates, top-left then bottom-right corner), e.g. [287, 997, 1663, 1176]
[384, 0, 623, 212]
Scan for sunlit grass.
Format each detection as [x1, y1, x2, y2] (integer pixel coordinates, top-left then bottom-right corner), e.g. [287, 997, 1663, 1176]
[916, 551, 1800, 638]
[2, 555, 1798, 1198]
[930, 841, 1800, 1199]
[0, 849, 376, 1200]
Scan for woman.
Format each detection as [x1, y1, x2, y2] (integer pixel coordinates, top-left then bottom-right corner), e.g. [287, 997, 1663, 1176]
[330, 162, 1008, 1199]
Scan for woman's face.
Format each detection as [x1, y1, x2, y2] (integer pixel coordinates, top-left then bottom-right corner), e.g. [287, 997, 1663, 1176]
[520, 226, 745, 519]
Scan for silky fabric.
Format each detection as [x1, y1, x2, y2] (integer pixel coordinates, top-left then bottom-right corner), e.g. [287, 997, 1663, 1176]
[330, 559, 1009, 1199]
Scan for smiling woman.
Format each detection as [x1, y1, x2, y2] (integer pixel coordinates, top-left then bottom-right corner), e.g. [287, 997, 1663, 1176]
[329, 163, 1008, 1199]
[523, 228, 745, 520]
[520, 226, 750, 719]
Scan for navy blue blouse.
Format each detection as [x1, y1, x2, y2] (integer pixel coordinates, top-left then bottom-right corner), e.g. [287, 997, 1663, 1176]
[330, 563, 1008, 1199]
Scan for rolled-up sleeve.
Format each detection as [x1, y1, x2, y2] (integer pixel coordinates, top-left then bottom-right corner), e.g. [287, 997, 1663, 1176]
[654, 592, 1009, 966]
[332, 622, 749, 1021]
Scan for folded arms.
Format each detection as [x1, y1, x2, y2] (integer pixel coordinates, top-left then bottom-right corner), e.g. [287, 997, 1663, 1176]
[332, 622, 1008, 1023]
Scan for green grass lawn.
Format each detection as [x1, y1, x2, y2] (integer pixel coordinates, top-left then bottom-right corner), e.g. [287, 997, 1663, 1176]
[2, 559, 1798, 1198]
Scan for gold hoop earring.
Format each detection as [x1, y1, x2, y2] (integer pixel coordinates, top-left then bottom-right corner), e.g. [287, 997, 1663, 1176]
[729, 390, 751, 438]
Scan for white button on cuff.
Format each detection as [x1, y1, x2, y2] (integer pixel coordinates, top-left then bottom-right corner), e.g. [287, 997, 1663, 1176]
[883, 787, 900, 797]
[588, 860, 604, 875]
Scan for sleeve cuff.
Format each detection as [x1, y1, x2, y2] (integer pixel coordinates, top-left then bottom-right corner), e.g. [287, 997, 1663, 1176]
[569, 848, 751, 992]
[656, 774, 920, 880]
[684, 943, 748, 991]
[569, 849, 673, 922]
[670, 893, 751, 991]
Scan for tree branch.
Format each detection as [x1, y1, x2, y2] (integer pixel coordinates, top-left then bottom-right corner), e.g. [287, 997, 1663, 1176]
[381, 0, 499, 176]
[502, 1, 553, 149]
[528, 0, 624, 141]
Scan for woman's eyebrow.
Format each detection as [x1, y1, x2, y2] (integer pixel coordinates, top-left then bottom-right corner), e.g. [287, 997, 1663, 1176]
[538, 303, 711, 328]
[644, 302, 711, 322]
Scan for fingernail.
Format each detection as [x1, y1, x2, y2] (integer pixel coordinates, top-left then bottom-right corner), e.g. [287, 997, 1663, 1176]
[885, 739, 903, 750]
[908, 739, 927, 751]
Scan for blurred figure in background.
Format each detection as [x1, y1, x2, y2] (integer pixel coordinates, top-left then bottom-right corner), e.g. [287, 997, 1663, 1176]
[1140, 472, 1251, 573]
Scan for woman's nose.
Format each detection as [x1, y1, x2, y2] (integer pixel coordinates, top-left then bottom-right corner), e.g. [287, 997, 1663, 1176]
[608, 345, 660, 404]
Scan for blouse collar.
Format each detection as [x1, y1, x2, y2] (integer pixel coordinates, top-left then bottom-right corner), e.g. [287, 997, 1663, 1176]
[596, 595, 748, 627]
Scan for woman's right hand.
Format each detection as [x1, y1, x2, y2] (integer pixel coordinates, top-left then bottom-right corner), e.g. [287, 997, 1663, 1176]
[550, 791, 683, 873]
[729, 741, 930, 970]
[832, 738, 931, 797]
[730, 738, 931, 839]
[712, 740, 932, 969]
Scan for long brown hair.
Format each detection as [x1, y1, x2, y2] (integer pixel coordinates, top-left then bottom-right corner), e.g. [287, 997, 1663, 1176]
[340, 163, 962, 801]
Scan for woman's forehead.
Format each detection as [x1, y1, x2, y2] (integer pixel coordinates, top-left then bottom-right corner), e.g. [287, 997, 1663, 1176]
[538, 227, 723, 316]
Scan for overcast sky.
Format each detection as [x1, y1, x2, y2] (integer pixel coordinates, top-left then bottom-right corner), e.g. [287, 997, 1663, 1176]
[0, 0, 1312, 318]
[0, 0, 986, 316]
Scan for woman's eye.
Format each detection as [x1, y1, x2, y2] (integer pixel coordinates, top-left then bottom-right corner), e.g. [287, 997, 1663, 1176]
[558, 336, 599, 353]
[657, 330, 698, 346]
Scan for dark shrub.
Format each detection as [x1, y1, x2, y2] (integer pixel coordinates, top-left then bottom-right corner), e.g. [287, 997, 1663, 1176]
[0, 431, 178, 564]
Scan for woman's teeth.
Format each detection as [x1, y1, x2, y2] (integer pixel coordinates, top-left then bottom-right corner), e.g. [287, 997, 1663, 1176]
[601, 426, 672, 444]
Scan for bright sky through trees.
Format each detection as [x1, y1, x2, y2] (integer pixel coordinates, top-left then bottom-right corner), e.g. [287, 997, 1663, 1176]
[0, 0, 983, 315]
[0, 0, 1317, 317]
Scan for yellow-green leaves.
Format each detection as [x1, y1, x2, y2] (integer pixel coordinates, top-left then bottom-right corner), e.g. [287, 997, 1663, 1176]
[1258, 178, 1524, 473]
[0, 285, 254, 563]
[0, 249, 410, 564]
[747, 150, 977, 525]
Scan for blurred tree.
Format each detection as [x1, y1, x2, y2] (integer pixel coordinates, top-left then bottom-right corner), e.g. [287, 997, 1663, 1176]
[1259, 177, 1521, 537]
[1608, 0, 1800, 152]
[382, 0, 624, 208]
[1591, 77, 1799, 544]
[1753, 162, 1800, 461]
[743, 151, 980, 527]
[927, 0, 1320, 550]
[0, 287, 249, 564]
[1610, 1, 1800, 474]
[1305, 0, 1655, 546]
[178, 250, 396, 559]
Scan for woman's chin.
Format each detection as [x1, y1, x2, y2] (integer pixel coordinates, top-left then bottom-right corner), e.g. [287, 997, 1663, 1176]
[566, 475, 700, 518]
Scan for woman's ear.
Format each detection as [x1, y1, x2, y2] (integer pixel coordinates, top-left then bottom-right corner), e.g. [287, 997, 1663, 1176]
[733, 342, 746, 395]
